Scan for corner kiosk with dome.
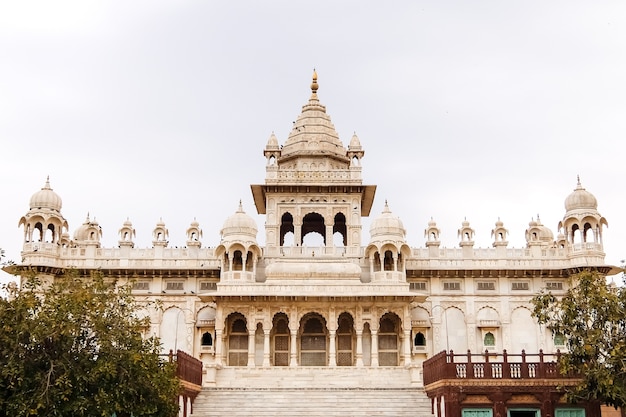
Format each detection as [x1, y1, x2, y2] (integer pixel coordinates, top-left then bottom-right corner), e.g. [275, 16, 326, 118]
[11, 72, 614, 417]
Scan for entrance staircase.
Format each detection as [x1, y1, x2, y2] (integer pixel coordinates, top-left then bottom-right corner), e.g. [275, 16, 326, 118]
[190, 367, 433, 417]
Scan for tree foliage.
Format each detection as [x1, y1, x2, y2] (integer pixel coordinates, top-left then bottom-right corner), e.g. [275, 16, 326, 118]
[532, 269, 626, 408]
[0, 270, 180, 417]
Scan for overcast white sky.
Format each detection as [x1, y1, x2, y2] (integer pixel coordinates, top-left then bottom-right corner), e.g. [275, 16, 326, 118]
[1, 1, 625, 283]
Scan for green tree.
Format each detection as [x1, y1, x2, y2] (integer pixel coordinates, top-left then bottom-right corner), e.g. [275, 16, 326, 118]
[532, 269, 626, 409]
[0, 270, 180, 417]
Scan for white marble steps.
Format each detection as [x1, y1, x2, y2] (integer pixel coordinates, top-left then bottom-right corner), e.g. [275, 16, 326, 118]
[212, 366, 416, 389]
[190, 387, 433, 417]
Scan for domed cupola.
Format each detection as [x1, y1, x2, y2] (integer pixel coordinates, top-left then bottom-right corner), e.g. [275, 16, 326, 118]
[186, 219, 203, 247]
[558, 177, 608, 253]
[220, 201, 258, 243]
[118, 218, 135, 248]
[525, 215, 554, 248]
[19, 177, 69, 247]
[264, 132, 281, 167]
[491, 218, 509, 247]
[370, 201, 406, 242]
[565, 177, 598, 212]
[278, 71, 350, 166]
[73, 213, 102, 247]
[29, 177, 62, 212]
[347, 132, 364, 166]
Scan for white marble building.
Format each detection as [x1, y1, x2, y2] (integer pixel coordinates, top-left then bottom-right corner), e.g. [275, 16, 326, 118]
[13, 72, 613, 389]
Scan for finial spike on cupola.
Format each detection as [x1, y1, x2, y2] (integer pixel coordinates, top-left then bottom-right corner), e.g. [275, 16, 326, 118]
[43, 176, 51, 190]
[310, 69, 319, 97]
[238, 199, 244, 212]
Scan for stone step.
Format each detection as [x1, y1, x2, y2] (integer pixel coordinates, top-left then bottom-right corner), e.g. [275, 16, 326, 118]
[190, 387, 433, 417]
[211, 366, 417, 388]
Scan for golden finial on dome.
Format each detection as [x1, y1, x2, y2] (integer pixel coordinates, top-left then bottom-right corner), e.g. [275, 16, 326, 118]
[310, 68, 318, 95]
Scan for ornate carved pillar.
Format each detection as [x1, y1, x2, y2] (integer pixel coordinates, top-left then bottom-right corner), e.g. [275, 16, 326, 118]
[403, 328, 412, 366]
[215, 328, 223, 367]
[247, 329, 256, 367]
[263, 329, 271, 366]
[294, 221, 302, 246]
[355, 328, 364, 367]
[371, 329, 379, 367]
[289, 329, 298, 367]
[329, 329, 337, 367]
[325, 224, 333, 248]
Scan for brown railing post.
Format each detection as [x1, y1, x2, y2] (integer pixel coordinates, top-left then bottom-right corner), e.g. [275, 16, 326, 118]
[502, 349, 511, 379]
[521, 349, 529, 378]
[538, 349, 545, 378]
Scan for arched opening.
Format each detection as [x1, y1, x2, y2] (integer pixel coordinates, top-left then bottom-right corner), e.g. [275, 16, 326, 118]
[299, 313, 327, 366]
[201, 332, 213, 346]
[362, 322, 372, 366]
[333, 213, 347, 246]
[34, 222, 43, 242]
[245, 251, 254, 271]
[414, 332, 426, 347]
[272, 313, 290, 366]
[373, 252, 381, 272]
[383, 250, 394, 271]
[583, 222, 593, 243]
[571, 224, 582, 244]
[337, 312, 355, 366]
[302, 231, 324, 246]
[378, 313, 400, 366]
[46, 224, 55, 243]
[301, 212, 325, 246]
[232, 250, 243, 271]
[254, 323, 264, 366]
[227, 314, 248, 366]
[280, 212, 294, 246]
[484, 332, 495, 347]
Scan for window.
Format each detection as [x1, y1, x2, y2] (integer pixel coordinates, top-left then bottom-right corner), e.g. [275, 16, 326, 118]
[508, 409, 539, 417]
[443, 282, 461, 291]
[414, 332, 426, 347]
[463, 409, 493, 417]
[201, 332, 213, 346]
[410, 282, 427, 291]
[165, 282, 184, 291]
[200, 282, 217, 291]
[484, 332, 495, 346]
[555, 409, 585, 417]
[132, 281, 150, 290]
[477, 281, 495, 290]
[554, 333, 565, 347]
[546, 282, 563, 290]
[511, 282, 529, 291]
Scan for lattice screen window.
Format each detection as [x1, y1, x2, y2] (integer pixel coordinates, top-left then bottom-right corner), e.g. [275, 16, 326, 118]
[228, 318, 248, 366]
[165, 282, 184, 291]
[555, 408, 585, 417]
[300, 317, 327, 366]
[336, 314, 354, 366]
[462, 408, 493, 417]
[410, 282, 427, 291]
[378, 316, 398, 366]
[273, 317, 289, 366]
[199, 282, 217, 291]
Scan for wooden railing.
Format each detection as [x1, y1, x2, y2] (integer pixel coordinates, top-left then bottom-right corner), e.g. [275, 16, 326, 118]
[423, 349, 566, 386]
[167, 349, 203, 386]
